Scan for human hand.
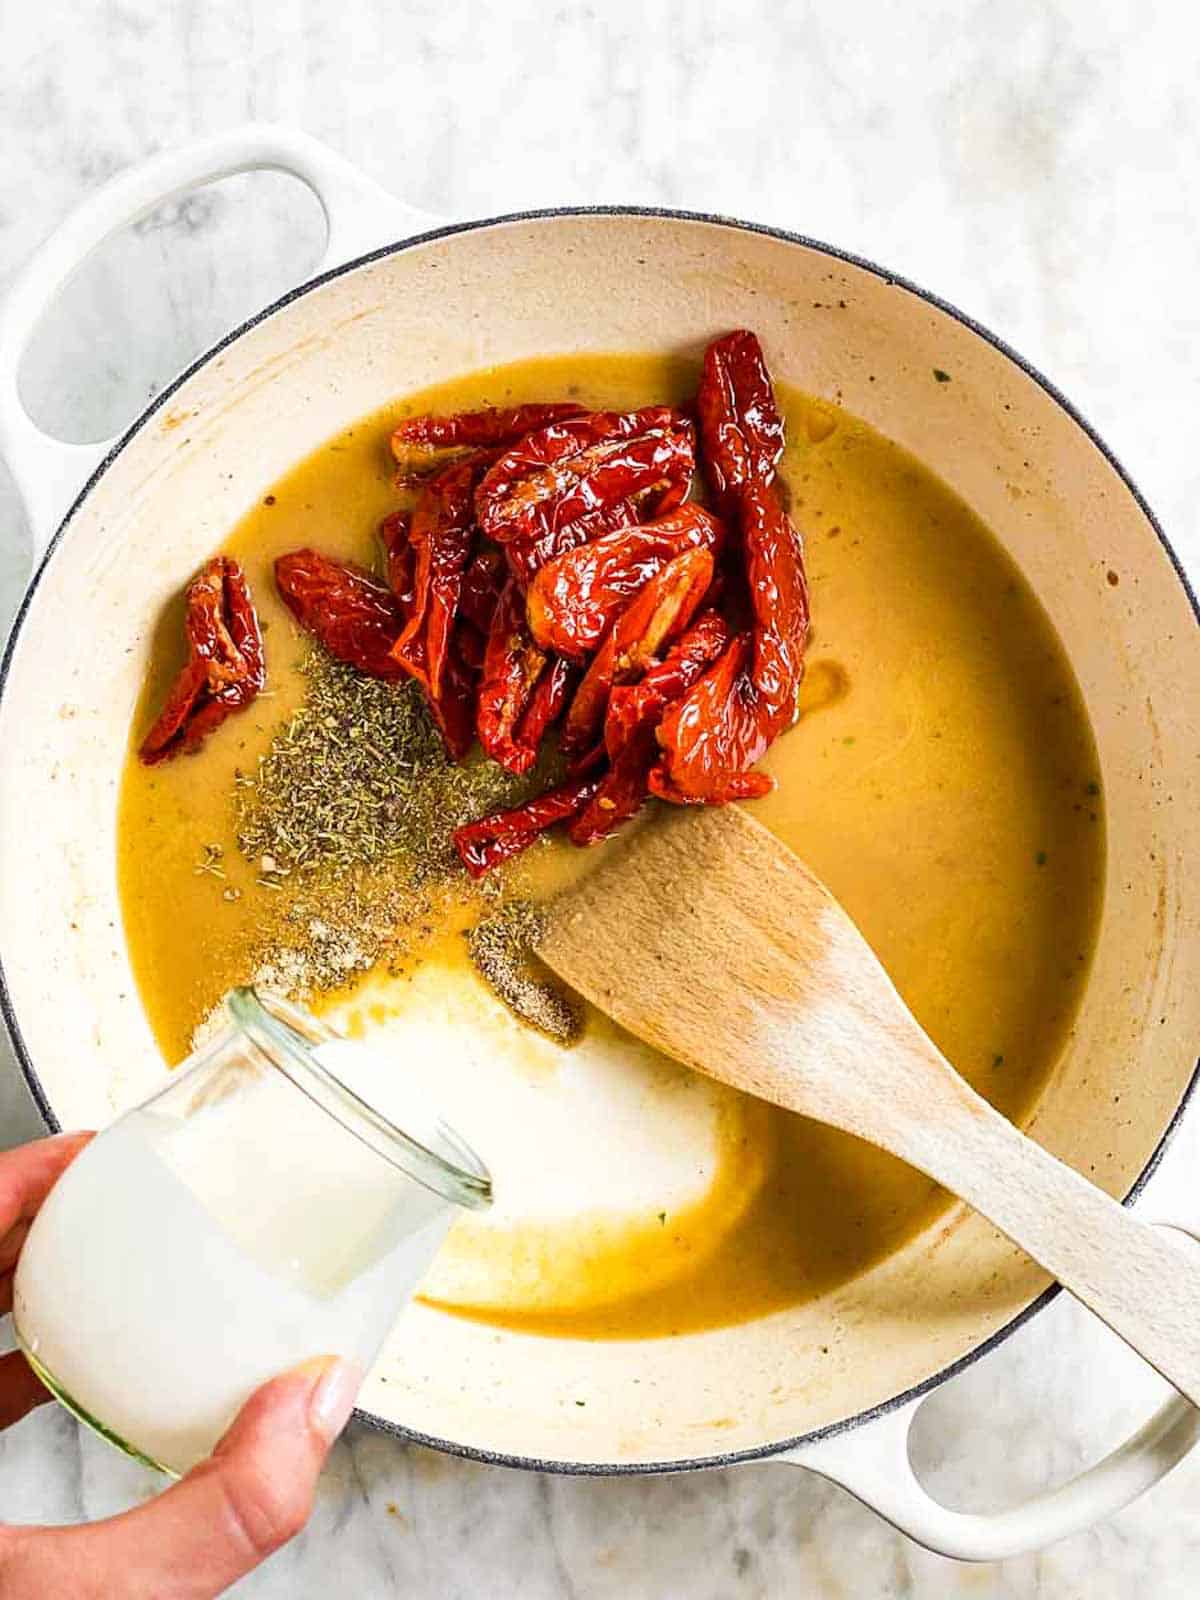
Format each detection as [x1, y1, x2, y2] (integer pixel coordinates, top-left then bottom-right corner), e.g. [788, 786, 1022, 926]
[0, 1134, 361, 1598]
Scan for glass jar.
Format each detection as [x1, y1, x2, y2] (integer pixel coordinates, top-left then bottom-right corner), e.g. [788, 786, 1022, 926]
[12, 987, 491, 1476]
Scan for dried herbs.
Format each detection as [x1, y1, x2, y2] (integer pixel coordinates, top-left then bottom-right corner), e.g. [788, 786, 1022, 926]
[235, 649, 520, 877]
[230, 647, 578, 1019]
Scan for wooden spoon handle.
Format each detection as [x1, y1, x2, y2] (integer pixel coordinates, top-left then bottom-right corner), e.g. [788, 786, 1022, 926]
[847, 1065, 1200, 1408]
[538, 805, 1200, 1404]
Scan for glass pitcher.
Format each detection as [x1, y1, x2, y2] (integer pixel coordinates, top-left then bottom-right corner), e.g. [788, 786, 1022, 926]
[12, 987, 491, 1476]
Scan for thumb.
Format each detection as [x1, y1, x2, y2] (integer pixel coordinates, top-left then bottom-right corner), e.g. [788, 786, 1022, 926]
[13, 1357, 360, 1600]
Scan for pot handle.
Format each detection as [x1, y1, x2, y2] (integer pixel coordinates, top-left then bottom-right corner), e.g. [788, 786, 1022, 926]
[0, 124, 439, 557]
[779, 1217, 1200, 1560]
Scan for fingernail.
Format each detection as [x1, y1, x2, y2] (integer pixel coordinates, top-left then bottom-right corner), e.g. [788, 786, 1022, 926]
[298, 1356, 362, 1443]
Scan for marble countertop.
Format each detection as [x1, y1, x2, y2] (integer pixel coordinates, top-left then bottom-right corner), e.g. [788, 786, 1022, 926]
[2, 1, 1198, 1594]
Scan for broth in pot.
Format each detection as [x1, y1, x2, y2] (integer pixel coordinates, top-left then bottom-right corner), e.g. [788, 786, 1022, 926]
[118, 352, 1104, 1341]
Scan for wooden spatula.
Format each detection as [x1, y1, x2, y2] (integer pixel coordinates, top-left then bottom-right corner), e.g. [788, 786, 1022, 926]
[538, 803, 1200, 1405]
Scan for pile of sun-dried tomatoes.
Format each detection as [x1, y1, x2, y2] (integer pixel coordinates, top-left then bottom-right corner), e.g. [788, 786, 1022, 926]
[140, 330, 809, 878]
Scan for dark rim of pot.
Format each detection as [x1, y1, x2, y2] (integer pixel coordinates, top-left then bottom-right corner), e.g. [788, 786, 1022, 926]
[1, 204, 1197, 1478]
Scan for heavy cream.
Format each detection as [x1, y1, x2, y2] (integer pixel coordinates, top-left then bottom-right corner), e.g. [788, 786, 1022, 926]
[320, 959, 772, 1315]
[13, 1036, 466, 1475]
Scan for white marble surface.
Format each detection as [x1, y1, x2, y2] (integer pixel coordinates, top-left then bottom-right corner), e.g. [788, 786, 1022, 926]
[1, 1, 1199, 1594]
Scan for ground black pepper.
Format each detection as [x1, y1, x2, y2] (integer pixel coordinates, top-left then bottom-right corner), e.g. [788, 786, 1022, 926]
[467, 901, 584, 1046]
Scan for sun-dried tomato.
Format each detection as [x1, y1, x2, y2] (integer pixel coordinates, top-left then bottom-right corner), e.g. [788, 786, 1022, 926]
[650, 478, 808, 798]
[697, 329, 785, 507]
[605, 609, 734, 752]
[476, 580, 558, 774]
[391, 403, 585, 465]
[453, 773, 602, 878]
[650, 632, 778, 805]
[476, 407, 694, 546]
[527, 503, 724, 658]
[514, 654, 574, 759]
[391, 456, 485, 699]
[649, 761, 774, 805]
[455, 618, 486, 674]
[429, 644, 478, 762]
[379, 511, 415, 615]
[567, 611, 732, 845]
[561, 546, 715, 754]
[275, 550, 406, 681]
[503, 496, 643, 590]
[185, 558, 263, 692]
[380, 510, 488, 759]
[139, 557, 265, 764]
[741, 476, 810, 735]
[458, 545, 506, 635]
[647, 334, 807, 804]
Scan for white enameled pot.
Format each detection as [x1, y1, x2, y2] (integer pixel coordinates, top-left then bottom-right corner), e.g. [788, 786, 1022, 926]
[0, 127, 1196, 1561]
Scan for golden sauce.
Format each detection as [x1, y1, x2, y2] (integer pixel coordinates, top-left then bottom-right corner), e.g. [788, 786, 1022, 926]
[118, 353, 1105, 1339]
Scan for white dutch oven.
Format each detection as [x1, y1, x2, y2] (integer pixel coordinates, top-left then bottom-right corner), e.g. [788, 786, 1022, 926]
[0, 128, 1197, 1561]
